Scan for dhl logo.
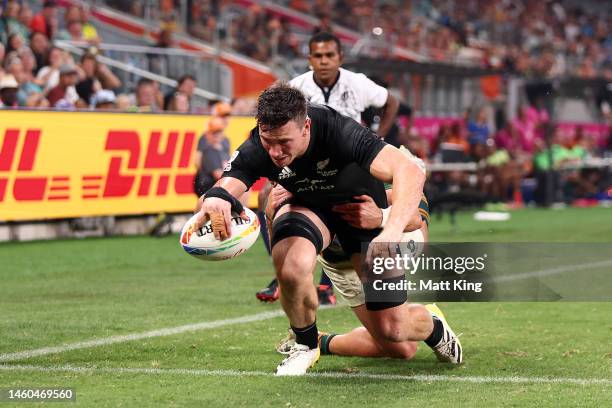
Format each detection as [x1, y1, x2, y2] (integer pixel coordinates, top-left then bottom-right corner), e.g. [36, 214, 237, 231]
[0, 128, 70, 203]
[84, 130, 196, 200]
[0, 128, 197, 203]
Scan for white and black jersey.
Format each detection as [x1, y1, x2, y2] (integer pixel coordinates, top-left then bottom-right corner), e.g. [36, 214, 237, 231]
[289, 67, 388, 123]
[223, 104, 388, 210]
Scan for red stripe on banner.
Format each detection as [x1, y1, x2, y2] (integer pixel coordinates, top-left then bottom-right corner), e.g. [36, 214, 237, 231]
[13, 178, 46, 201]
[138, 175, 152, 196]
[52, 176, 69, 182]
[82, 175, 103, 181]
[178, 132, 196, 167]
[18, 130, 41, 171]
[0, 129, 19, 171]
[82, 194, 99, 199]
[49, 186, 69, 191]
[0, 178, 6, 201]
[156, 175, 169, 196]
[47, 196, 69, 200]
[82, 185, 101, 190]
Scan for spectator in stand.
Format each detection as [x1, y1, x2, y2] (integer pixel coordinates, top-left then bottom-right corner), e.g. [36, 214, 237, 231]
[130, 77, 158, 112]
[467, 107, 491, 146]
[0, 43, 5, 77]
[46, 63, 79, 108]
[6, 32, 25, 54]
[36, 46, 64, 91]
[30, 0, 58, 41]
[77, 7, 99, 43]
[77, 52, 121, 92]
[0, 74, 19, 108]
[193, 116, 230, 201]
[313, 13, 334, 35]
[211, 101, 232, 126]
[90, 89, 116, 110]
[115, 93, 131, 111]
[56, 19, 85, 42]
[8, 55, 46, 107]
[29, 31, 50, 75]
[166, 91, 190, 113]
[0, 1, 29, 46]
[163, 74, 195, 111]
[17, 47, 37, 78]
[18, 3, 33, 35]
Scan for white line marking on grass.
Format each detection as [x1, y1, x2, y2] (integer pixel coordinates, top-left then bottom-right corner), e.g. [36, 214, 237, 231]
[494, 259, 612, 283]
[0, 309, 288, 363]
[1, 364, 610, 386]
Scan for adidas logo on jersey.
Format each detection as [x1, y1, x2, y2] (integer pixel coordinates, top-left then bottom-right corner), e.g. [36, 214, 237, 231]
[278, 167, 296, 180]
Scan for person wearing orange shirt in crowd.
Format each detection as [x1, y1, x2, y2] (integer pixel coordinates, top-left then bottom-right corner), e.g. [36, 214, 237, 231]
[30, 0, 58, 40]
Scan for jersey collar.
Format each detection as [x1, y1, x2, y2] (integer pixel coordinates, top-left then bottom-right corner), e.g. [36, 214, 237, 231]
[313, 69, 341, 104]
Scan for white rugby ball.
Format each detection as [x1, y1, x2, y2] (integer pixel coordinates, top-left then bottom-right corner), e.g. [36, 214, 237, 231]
[180, 207, 260, 261]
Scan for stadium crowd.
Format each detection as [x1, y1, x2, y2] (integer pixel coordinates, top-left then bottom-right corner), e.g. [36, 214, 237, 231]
[284, 0, 611, 79]
[102, 0, 611, 79]
[0, 0, 203, 112]
[1, 0, 609, 206]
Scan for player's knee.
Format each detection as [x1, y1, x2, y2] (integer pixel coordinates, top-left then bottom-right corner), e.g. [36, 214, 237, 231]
[272, 247, 314, 288]
[271, 212, 324, 253]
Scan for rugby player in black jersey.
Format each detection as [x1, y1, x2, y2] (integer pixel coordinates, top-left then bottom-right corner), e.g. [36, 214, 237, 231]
[194, 83, 462, 375]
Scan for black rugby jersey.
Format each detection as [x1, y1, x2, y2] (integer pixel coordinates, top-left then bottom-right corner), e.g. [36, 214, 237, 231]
[223, 104, 388, 208]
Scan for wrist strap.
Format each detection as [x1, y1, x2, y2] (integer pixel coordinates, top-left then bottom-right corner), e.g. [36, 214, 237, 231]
[204, 187, 245, 214]
[379, 207, 391, 228]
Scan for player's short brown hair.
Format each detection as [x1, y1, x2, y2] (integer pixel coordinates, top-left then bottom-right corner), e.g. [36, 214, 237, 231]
[256, 83, 307, 131]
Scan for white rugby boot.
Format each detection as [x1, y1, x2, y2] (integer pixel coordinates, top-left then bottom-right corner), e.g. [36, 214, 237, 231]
[275, 343, 320, 376]
[425, 303, 463, 364]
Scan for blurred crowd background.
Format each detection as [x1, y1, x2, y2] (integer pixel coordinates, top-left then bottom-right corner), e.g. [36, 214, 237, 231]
[0, 0, 610, 207]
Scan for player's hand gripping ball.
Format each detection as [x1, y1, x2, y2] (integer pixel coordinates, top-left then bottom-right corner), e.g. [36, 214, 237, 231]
[180, 207, 260, 261]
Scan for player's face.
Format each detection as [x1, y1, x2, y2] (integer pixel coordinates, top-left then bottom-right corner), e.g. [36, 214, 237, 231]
[259, 118, 311, 168]
[309, 41, 342, 85]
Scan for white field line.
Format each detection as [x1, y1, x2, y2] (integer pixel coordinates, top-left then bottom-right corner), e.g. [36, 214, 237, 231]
[493, 259, 612, 283]
[0, 309, 287, 363]
[1, 364, 610, 386]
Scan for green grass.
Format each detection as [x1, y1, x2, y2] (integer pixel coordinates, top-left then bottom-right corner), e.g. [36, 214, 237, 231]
[1, 207, 611, 407]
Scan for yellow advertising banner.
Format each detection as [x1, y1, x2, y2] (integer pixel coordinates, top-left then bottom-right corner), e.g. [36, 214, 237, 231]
[0, 111, 257, 221]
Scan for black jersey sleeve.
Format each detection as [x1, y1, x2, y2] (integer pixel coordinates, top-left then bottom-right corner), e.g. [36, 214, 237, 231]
[333, 112, 388, 171]
[222, 133, 266, 189]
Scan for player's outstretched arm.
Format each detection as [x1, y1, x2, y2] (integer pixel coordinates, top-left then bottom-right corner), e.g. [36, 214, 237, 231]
[369, 145, 425, 242]
[194, 177, 248, 240]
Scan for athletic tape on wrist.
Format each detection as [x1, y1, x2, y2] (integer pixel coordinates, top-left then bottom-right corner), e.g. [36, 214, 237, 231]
[379, 207, 391, 228]
[204, 187, 244, 214]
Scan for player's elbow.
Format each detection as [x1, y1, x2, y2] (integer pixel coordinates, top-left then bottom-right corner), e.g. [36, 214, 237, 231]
[395, 160, 425, 188]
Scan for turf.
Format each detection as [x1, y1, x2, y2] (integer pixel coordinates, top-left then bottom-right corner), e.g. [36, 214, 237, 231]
[1, 207, 611, 407]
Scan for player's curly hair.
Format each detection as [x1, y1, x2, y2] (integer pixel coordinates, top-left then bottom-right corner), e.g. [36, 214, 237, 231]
[256, 82, 307, 131]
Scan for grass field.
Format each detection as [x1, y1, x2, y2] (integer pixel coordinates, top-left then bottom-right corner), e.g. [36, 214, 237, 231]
[1, 207, 611, 407]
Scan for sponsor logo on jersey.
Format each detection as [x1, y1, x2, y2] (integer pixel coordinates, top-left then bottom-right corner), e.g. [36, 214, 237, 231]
[278, 166, 296, 180]
[295, 177, 334, 193]
[315, 158, 338, 176]
[316, 158, 330, 170]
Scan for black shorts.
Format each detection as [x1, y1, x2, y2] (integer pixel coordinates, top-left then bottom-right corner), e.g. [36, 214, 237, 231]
[281, 199, 381, 257]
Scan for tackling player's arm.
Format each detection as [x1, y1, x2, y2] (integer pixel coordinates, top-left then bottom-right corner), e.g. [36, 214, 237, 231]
[377, 93, 399, 139]
[332, 194, 422, 232]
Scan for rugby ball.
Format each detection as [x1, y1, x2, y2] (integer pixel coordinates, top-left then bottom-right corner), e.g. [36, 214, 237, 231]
[180, 207, 260, 261]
